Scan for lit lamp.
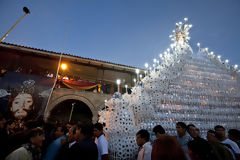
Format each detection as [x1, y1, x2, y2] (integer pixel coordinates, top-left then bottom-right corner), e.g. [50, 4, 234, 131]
[133, 78, 136, 86]
[125, 84, 128, 93]
[135, 69, 140, 81]
[61, 63, 67, 70]
[116, 79, 121, 92]
[0, 7, 31, 42]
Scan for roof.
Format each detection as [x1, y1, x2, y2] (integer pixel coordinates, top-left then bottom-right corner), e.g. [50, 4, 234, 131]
[0, 42, 143, 72]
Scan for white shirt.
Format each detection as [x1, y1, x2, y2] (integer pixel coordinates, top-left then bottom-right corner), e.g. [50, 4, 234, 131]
[222, 138, 240, 160]
[95, 134, 108, 160]
[138, 142, 152, 160]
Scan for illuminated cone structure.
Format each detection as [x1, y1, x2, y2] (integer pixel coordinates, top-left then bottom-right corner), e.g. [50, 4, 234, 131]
[99, 18, 240, 159]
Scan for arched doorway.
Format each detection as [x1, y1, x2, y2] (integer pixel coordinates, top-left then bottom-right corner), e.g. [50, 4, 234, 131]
[49, 99, 93, 123]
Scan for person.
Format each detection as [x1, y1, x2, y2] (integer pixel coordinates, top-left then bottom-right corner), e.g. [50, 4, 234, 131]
[43, 125, 68, 160]
[214, 125, 240, 160]
[151, 134, 187, 160]
[207, 130, 234, 160]
[228, 129, 240, 148]
[5, 128, 45, 160]
[187, 124, 199, 139]
[136, 129, 152, 160]
[188, 136, 222, 160]
[176, 122, 192, 160]
[75, 123, 98, 160]
[152, 125, 166, 139]
[94, 123, 109, 160]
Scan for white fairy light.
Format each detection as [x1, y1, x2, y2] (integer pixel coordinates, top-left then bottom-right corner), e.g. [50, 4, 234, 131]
[217, 55, 221, 59]
[135, 69, 140, 74]
[225, 59, 229, 64]
[184, 17, 188, 21]
[197, 43, 200, 47]
[159, 54, 163, 58]
[144, 63, 149, 69]
[153, 59, 157, 63]
[234, 64, 238, 69]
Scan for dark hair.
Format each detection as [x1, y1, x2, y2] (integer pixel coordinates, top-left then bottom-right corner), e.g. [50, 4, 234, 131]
[153, 125, 165, 134]
[93, 123, 103, 131]
[57, 125, 68, 135]
[152, 135, 187, 160]
[28, 128, 44, 140]
[78, 123, 94, 137]
[4, 120, 14, 129]
[187, 124, 195, 131]
[188, 138, 220, 160]
[214, 125, 225, 131]
[176, 122, 187, 129]
[136, 129, 150, 142]
[228, 129, 240, 140]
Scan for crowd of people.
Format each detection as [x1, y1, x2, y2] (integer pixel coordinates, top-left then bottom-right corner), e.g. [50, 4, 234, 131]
[0, 114, 240, 160]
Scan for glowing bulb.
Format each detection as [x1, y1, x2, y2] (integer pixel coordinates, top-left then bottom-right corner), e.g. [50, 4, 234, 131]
[184, 17, 188, 21]
[189, 24, 192, 28]
[225, 59, 229, 63]
[159, 54, 163, 58]
[116, 79, 121, 85]
[153, 59, 157, 63]
[61, 63, 67, 70]
[197, 43, 200, 47]
[205, 48, 208, 52]
[140, 74, 142, 78]
[167, 48, 170, 52]
[133, 78, 136, 82]
[217, 55, 221, 59]
[234, 64, 238, 69]
[125, 84, 128, 88]
[144, 63, 149, 68]
[135, 69, 140, 74]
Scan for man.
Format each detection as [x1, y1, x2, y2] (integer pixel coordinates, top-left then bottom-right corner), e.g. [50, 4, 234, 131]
[207, 130, 234, 160]
[176, 122, 192, 160]
[94, 123, 109, 160]
[187, 124, 199, 139]
[136, 129, 152, 160]
[5, 128, 45, 160]
[215, 125, 240, 160]
[43, 125, 68, 160]
[228, 129, 240, 148]
[75, 123, 98, 160]
[152, 125, 165, 139]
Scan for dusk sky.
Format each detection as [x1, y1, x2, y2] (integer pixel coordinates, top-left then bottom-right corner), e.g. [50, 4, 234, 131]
[1, 0, 240, 68]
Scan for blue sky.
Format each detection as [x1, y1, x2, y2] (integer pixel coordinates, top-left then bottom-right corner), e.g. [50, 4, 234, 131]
[1, 0, 240, 68]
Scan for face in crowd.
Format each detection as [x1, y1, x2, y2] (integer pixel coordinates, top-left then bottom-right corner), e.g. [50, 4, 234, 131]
[11, 93, 33, 120]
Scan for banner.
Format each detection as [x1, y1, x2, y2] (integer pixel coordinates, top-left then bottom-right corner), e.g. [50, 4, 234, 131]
[59, 79, 101, 91]
[0, 72, 54, 122]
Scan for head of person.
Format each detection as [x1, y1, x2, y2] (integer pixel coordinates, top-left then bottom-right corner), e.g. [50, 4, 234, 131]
[77, 123, 94, 141]
[68, 126, 78, 143]
[188, 138, 218, 160]
[55, 125, 68, 138]
[187, 124, 198, 138]
[214, 125, 226, 140]
[28, 128, 45, 148]
[136, 129, 150, 147]
[206, 130, 218, 143]
[176, 122, 187, 137]
[10, 93, 33, 120]
[228, 129, 240, 142]
[151, 135, 187, 160]
[153, 125, 165, 139]
[93, 123, 103, 138]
